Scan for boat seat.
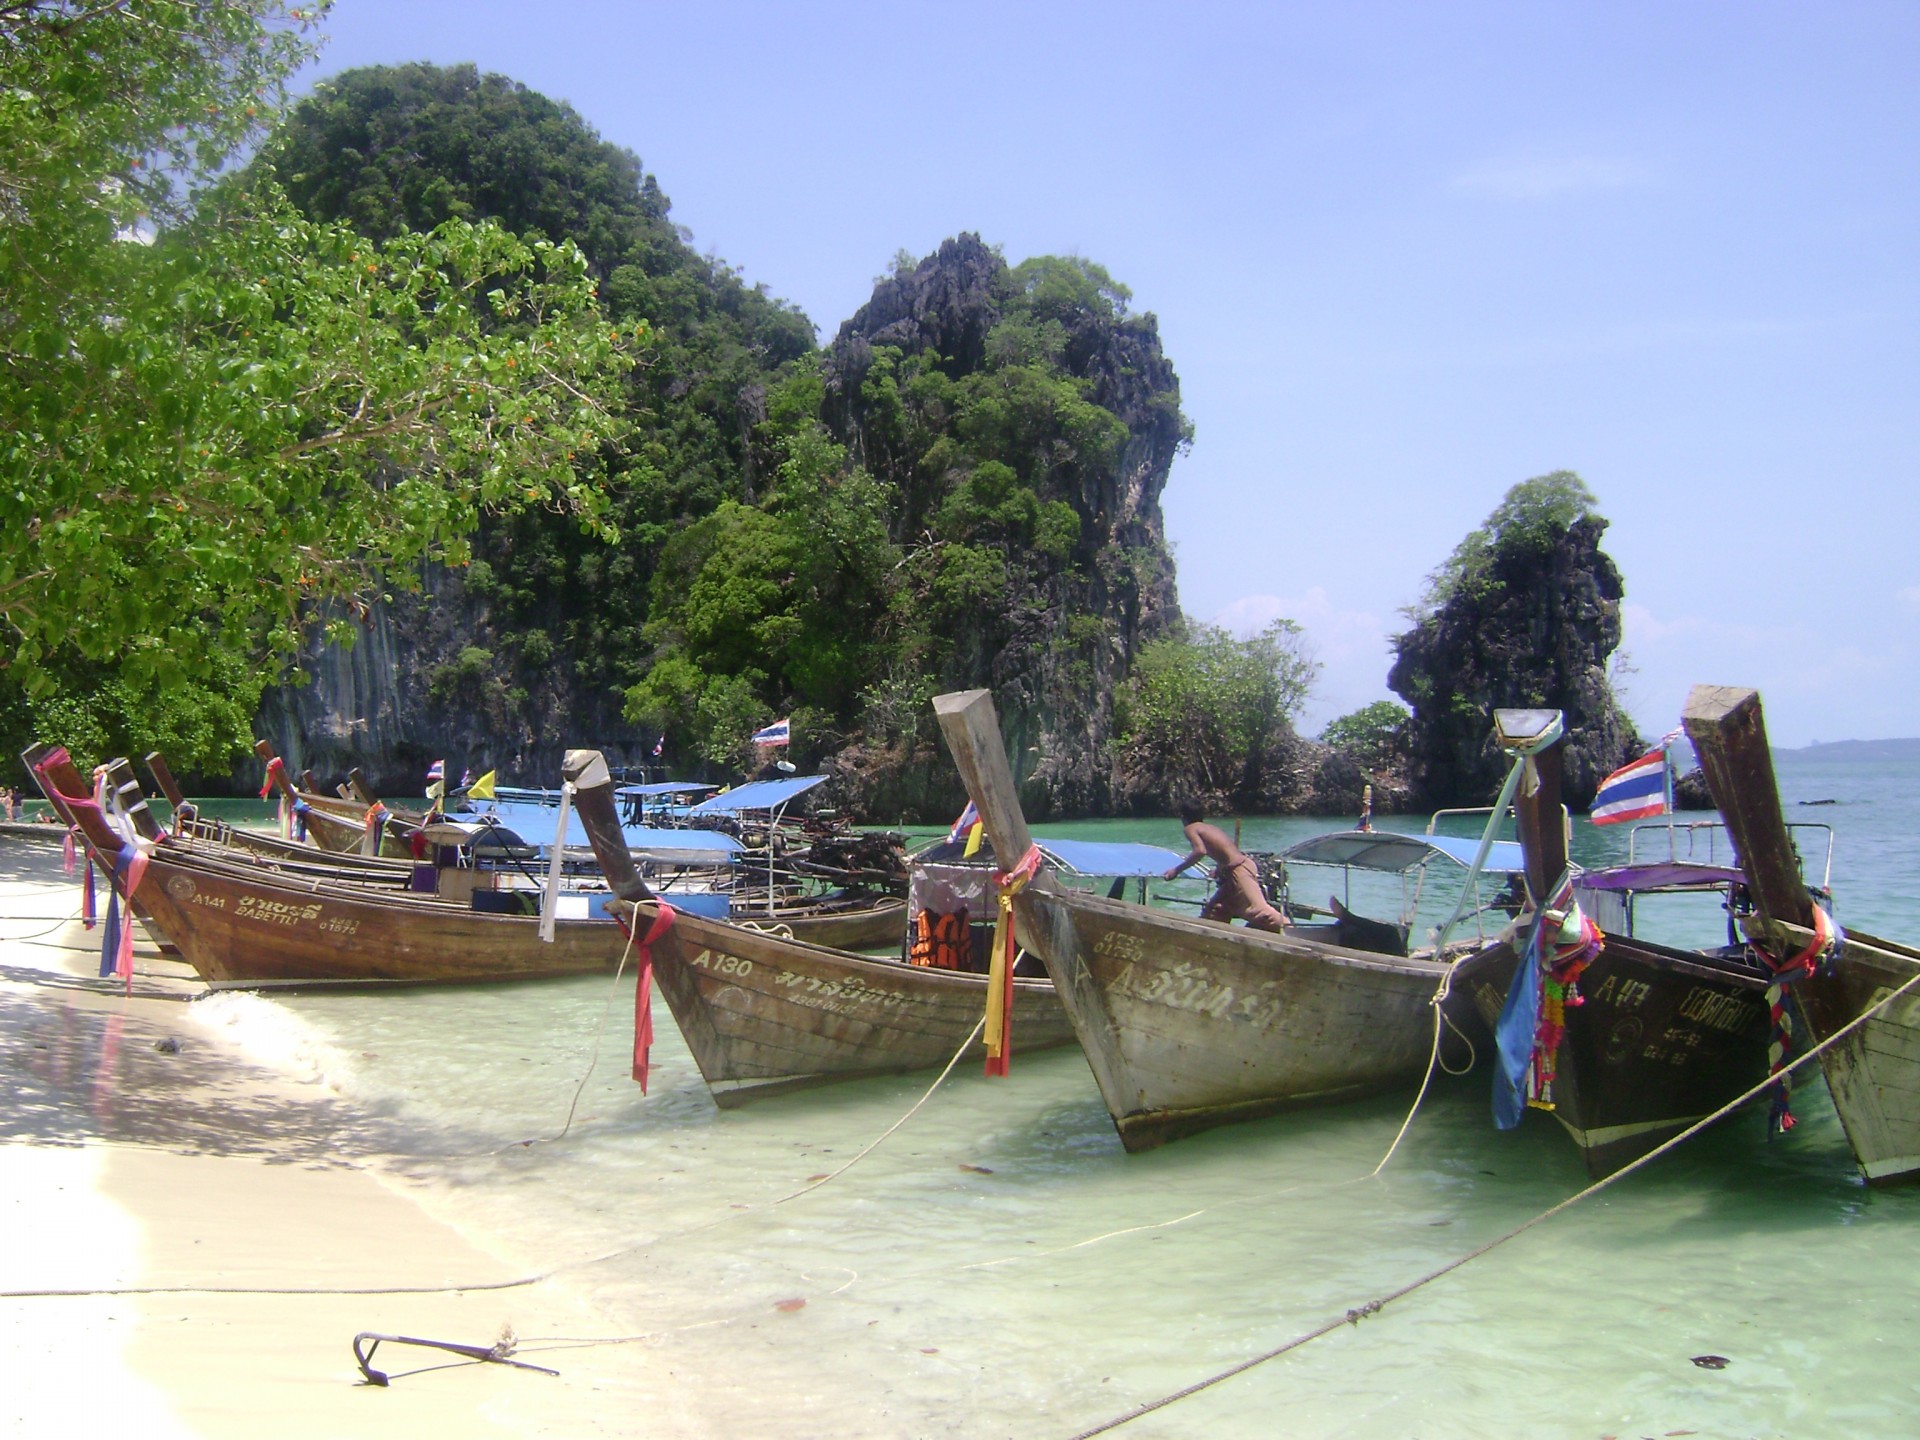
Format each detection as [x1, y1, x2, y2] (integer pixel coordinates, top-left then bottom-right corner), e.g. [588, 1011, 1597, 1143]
[1329, 896, 1410, 957]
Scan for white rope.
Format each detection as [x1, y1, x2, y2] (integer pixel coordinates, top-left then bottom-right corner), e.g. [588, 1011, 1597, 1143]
[1061, 958, 1920, 1439]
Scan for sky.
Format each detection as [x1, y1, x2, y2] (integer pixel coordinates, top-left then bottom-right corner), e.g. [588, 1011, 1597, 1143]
[302, 1, 1919, 748]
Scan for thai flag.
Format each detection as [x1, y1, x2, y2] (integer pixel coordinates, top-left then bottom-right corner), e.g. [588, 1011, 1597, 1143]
[425, 760, 445, 783]
[946, 799, 980, 845]
[1591, 748, 1669, 826]
[751, 718, 790, 747]
[652, 734, 665, 757]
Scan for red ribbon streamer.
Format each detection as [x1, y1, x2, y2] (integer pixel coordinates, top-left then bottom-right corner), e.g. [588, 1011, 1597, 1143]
[629, 902, 677, 1093]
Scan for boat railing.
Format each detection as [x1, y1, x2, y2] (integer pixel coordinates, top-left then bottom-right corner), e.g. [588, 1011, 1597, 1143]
[1623, 818, 1834, 892]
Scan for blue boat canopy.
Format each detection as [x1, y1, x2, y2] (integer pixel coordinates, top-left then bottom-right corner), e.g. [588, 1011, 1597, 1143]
[470, 801, 742, 860]
[616, 781, 719, 798]
[1032, 837, 1185, 878]
[687, 775, 831, 814]
[1281, 829, 1528, 876]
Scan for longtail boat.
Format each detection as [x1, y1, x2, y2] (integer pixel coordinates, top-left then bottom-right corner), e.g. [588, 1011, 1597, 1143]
[561, 747, 1077, 1105]
[1682, 683, 1920, 1185]
[1448, 709, 1773, 1178]
[931, 688, 1519, 1153]
[27, 743, 630, 987]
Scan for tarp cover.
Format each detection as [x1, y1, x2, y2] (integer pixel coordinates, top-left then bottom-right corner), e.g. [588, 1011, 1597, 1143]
[687, 775, 830, 814]
[616, 781, 719, 797]
[1282, 829, 1528, 876]
[471, 802, 741, 860]
[1573, 861, 1745, 893]
[1034, 837, 1184, 878]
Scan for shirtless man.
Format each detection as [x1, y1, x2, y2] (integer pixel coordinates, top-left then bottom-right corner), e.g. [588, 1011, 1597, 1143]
[1162, 801, 1286, 932]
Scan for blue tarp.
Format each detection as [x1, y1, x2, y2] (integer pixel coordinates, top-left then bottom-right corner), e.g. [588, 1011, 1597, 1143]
[1033, 837, 1184, 878]
[1281, 829, 1528, 876]
[616, 781, 718, 797]
[470, 801, 741, 859]
[687, 775, 831, 814]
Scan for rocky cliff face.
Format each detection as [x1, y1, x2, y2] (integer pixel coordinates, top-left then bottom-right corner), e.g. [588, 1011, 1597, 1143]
[1387, 515, 1638, 808]
[821, 236, 1186, 820]
[249, 568, 650, 796]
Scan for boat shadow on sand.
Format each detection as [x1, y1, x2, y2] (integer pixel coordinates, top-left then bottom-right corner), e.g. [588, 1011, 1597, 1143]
[0, 974, 381, 1164]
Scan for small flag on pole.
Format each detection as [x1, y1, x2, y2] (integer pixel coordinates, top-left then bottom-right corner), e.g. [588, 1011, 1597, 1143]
[652, 734, 665, 758]
[466, 769, 497, 801]
[1591, 747, 1669, 825]
[946, 799, 979, 846]
[425, 758, 445, 801]
[751, 718, 790, 747]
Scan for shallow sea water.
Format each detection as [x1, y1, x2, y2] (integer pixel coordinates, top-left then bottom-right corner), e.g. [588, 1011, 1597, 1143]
[184, 750, 1920, 1437]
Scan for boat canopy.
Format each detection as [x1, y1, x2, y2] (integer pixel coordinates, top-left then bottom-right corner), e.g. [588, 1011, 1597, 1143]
[1033, 837, 1184, 878]
[615, 781, 719, 798]
[687, 775, 830, 814]
[1574, 860, 1745, 893]
[1281, 829, 1528, 876]
[473, 801, 742, 862]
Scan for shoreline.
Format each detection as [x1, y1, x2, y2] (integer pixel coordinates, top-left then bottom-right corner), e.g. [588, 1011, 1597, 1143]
[0, 832, 704, 1438]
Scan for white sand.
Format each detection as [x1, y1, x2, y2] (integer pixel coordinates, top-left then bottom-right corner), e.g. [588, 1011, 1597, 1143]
[0, 833, 708, 1439]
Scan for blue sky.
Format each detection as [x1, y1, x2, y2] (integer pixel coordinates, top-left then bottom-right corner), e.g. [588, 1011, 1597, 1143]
[304, 2, 1919, 747]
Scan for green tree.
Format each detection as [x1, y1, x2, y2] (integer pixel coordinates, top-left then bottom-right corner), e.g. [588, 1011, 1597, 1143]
[1415, 470, 1599, 616]
[0, 6, 635, 768]
[1115, 619, 1319, 803]
[1320, 700, 1411, 771]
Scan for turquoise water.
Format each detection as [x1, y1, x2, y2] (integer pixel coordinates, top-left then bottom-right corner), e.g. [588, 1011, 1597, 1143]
[165, 753, 1920, 1434]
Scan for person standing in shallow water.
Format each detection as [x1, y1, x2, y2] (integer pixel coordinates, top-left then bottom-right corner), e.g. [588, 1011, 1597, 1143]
[1163, 801, 1287, 932]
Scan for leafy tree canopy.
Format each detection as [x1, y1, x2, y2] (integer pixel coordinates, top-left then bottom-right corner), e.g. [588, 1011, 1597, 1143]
[1115, 619, 1320, 805]
[1320, 700, 1411, 771]
[0, 4, 636, 770]
[1416, 470, 1600, 616]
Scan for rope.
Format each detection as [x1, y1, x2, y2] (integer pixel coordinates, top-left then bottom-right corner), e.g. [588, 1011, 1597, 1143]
[0, 1011, 993, 1303]
[1060, 960, 1920, 1439]
[1370, 965, 1460, 1175]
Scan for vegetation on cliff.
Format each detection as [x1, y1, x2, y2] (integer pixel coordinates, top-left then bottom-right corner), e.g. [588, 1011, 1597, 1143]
[256, 70, 1195, 808]
[1388, 471, 1639, 808]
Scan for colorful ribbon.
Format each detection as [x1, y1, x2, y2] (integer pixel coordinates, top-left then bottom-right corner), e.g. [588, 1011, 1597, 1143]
[985, 846, 1044, 1077]
[620, 902, 677, 1094]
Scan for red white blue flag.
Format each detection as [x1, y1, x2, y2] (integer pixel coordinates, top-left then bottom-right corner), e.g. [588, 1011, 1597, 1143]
[751, 718, 790, 747]
[946, 799, 980, 846]
[1591, 748, 1669, 825]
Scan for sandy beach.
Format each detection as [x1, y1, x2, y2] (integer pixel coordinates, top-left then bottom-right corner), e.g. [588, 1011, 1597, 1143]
[0, 830, 703, 1439]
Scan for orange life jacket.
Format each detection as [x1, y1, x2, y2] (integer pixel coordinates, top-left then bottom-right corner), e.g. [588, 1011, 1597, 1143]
[909, 908, 970, 970]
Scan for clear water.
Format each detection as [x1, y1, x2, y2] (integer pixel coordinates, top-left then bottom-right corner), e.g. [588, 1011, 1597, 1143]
[176, 753, 1920, 1436]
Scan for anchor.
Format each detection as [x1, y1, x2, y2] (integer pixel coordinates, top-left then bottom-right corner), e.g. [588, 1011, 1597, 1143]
[352, 1330, 560, 1387]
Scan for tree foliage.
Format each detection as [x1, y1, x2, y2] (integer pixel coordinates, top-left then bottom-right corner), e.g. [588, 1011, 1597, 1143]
[1320, 700, 1410, 772]
[1415, 470, 1599, 616]
[262, 62, 816, 708]
[1114, 619, 1320, 804]
[0, 6, 636, 769]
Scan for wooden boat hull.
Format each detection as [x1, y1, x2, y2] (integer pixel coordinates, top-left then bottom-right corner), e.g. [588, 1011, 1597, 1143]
[126, 847, 624, 987]
[1017, 886, 1462, 1152]
[638, 904, 1075, 1105]
[1452, 934, 1770, 1178]
[1795, 928, 1920, 1185]
[750, 897, 905, 951]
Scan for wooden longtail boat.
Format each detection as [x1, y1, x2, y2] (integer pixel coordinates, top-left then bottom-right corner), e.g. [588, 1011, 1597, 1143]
[1683, 684, 1920, 1185]
[932, 688, 1514, 1153]
[27, 744, 630, 987]
[1448, 709, 1773, 1178]
[561, 748, 1077, 1105]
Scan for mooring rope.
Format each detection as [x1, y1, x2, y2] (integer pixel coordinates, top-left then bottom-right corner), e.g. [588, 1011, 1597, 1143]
[0, 995, 989, 1301]
[1058, 961, 1920, 1439]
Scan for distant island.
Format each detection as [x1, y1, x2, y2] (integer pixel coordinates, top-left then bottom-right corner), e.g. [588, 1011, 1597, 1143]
[1780, 738, 1920, 762]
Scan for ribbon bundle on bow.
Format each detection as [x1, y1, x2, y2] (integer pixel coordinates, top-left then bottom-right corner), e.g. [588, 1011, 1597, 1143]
[984, 846, 1044, 1077]
[1750, 901, 1843, 1135]
[616, 902, 677, 1093]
